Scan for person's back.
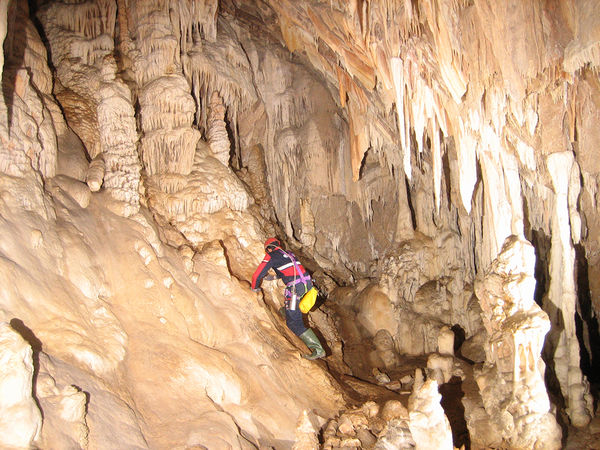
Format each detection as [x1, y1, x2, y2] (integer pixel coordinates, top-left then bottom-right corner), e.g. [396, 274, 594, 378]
[251, 238, 325, 360]
[257, 247, 309, 287]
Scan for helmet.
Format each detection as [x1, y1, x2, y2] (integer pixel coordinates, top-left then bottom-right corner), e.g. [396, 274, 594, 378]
[264, 238, 281, 253]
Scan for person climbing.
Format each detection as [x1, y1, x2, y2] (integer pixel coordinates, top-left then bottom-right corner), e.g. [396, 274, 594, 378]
[251, 238, 325, 360]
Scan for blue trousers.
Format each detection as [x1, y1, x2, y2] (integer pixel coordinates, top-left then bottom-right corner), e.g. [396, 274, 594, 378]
[284, 281, 311, 336]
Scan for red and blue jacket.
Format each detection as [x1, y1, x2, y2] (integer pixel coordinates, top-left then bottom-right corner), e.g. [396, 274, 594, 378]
[251, 248, 312, 297]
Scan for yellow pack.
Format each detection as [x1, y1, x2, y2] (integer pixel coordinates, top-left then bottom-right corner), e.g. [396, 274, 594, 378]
[299, 287, 318, 313]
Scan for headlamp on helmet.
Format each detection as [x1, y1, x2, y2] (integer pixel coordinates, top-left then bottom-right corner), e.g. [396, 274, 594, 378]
[264, 238, 280, 253]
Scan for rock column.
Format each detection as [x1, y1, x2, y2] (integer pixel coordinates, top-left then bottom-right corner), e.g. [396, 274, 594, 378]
[474, 235, 562, 448]
[546, 151, 592, 427]
[207, 91, 230, 166]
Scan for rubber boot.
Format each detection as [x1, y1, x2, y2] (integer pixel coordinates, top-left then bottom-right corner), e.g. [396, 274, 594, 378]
[299, 329, 325, 360]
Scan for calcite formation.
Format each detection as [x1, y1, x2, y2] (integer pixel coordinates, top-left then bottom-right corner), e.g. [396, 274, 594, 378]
[546, 152, 593, 427]
[408, 379, 454, 450]
[38, 0, 141, 216]
[0, 0, 598, 448]
[124, 1, 201, 182]
[0, 324, 42, 449]
[474, 236, 562, 448]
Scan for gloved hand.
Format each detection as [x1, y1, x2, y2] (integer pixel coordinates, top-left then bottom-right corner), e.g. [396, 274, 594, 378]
[251, 288, 261, 293]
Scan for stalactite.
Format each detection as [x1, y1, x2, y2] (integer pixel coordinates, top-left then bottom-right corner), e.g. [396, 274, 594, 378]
[38, 1, 140, 215]
[563, 0, 600, 73]
[348, 99, 368, 182]
[478, 133, 514, 267]
[430, 118, 442, 214]
[172, 0, 218, 54]
[126, 0, 203, 185]
[70, 34, 114, 66]
[139, 76, 197, 131]
[410, 78, 426, 158]
[421, 0, 466, 103]
[41, 0, 116, 39]
[181, 24, 257, 136]
[391, 57, 410, 180]
[86, 154, 105, 192]
[141, 128, 200, 176]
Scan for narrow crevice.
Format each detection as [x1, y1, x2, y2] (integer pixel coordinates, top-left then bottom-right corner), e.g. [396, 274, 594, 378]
[574, 244, 600, 410]
[439, 376, 470, 450]
[531, 229, 550, 307]
[405, 175, 416, 230]
[9, 318, 44, 419]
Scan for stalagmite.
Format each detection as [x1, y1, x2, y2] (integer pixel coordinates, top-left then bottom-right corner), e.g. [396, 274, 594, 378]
[36, 371, 90, 449]
[292, 410, 319, 450]
[546, 152, 592, 428]
[207, 91, 230, 166]
[408, 379, 453, 450]
[0, 323, 42, 448]
[474, 236, 562, 448]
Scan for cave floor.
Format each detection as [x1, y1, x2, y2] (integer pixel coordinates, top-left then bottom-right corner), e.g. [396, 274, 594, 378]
[323, 353, 473, 448]
[323, 351, 600, 449]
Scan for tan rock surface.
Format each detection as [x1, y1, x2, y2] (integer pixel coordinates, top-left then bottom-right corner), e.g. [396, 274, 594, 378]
[0, 0, 599, 448]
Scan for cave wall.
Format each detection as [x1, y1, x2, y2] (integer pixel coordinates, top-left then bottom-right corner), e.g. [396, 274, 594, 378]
[225, 0, 600, 429]
[229, 0, 600, 284]
[0, 0, 599, 447]
[0, 1, 347, 448]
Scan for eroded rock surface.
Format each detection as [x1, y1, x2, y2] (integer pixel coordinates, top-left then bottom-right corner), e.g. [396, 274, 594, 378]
[0, 0, 599, 448]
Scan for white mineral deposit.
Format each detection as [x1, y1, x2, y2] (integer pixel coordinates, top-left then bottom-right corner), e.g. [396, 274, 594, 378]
[0, 0, 599, 448]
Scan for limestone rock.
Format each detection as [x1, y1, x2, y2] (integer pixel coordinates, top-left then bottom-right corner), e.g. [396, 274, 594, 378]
[50, 175, 92, 209]
[0, 1, 598, 448]
[0, 323, 42, 448]
[474, 235, 562, 448]
[408, 379, 453, 450]
[381, 400, 409, 422]
[375, 418, 415, 449]
[292, 410, 319, 450]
